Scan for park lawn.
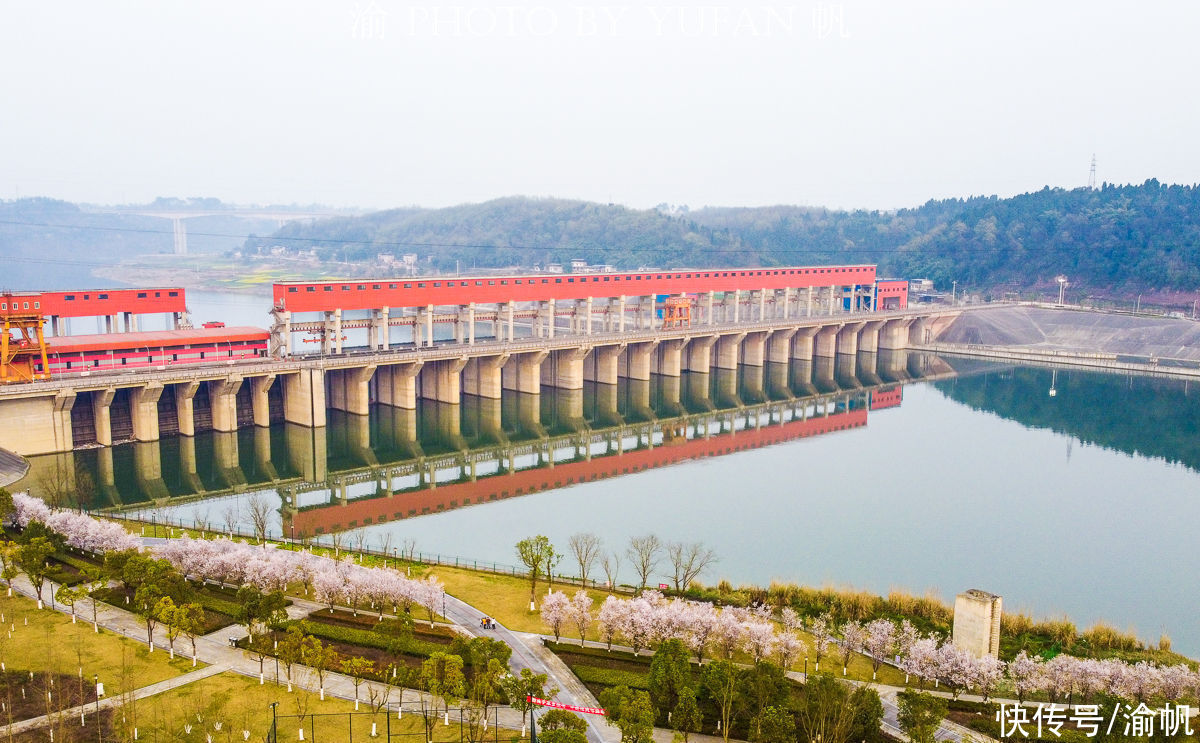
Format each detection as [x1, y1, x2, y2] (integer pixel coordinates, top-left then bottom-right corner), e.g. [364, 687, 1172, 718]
[428, 565, 621, 634]
[129, 672, 523, 743]
[0, 593, 200, 695]
[789, 629, 908, 687]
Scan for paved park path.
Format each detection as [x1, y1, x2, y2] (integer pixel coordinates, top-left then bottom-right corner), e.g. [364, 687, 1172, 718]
[442, 593, 618, 743]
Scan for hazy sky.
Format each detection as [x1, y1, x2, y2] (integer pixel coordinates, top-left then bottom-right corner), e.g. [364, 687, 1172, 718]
[2, 1, 1197, 211]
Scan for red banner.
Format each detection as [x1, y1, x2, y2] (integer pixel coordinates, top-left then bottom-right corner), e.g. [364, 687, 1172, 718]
[527, 696, 606, 716]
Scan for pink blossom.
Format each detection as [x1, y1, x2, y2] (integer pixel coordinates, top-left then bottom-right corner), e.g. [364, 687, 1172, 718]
[570, 590, 593, 645]
[742, 620, 776, 664]
[712, 608, 744, 660]
[597, 595, 626, 651]
[774, 631, 806, 670]
[540, 591, 571, 642]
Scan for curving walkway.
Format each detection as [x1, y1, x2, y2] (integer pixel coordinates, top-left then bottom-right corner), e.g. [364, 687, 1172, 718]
[442, 594, 618, 743]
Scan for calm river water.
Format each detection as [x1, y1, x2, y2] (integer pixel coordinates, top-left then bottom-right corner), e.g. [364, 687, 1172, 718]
[22, 290, 1200, 657]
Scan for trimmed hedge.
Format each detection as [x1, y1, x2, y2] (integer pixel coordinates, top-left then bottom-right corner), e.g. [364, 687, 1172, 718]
[569, 665, 650, 690]
[290, 619, 446, 661]
[544, 641, 656, 666]
[308, 609, 456, 642]
[54, 551, 104, 573]
[191, 590, 242, 618]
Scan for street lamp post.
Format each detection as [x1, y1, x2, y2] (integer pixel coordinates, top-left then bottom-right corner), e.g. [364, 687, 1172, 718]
[94, 674, 101, 743]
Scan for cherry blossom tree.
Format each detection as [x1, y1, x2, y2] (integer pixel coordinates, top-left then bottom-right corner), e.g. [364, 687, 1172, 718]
[598, 595, 626, 651]
[417, 576, 444, 628]
[837, 620, 866, 675]
[712, 609, 745, 660]
[773, 631, 806, 671]
[780, 607, 801, 634]
[570, 590, 593, 645]
[934, 643, 975, 698]
[899, 637, 939, 688]
[863, 619, 896, 680]
[1007, 650, 1044, 704]
[1158, 663, 1194, 701]
[807, 615, 834, 672]
[540, 591, 571, 642]
[742, 620, 776, 665]
[894, 619, 921, 663]
[1043, 654, 1076, 702]
[1123, 661, 1163, 703]
[624, 595, 656, 655]
[970, 654, 1005, 702]
[12, 493, 139, 553]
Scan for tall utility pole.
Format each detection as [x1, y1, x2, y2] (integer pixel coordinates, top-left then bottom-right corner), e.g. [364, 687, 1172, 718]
[1088, 154, 1097, 189]
[951, 280, 957, 305]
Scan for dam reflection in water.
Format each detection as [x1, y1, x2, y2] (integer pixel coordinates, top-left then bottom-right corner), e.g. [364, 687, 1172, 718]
[22, 350, 954, 538]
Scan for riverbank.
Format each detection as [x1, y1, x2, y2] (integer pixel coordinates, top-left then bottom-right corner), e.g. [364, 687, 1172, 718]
[917, 341, 1200, 378]
[0, 446, 29, 487]
[91, 254, 381, 294]
[928, 304, 1200, 377]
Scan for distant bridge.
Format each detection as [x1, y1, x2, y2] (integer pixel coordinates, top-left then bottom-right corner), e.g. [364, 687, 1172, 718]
[87, 207, 355, 255]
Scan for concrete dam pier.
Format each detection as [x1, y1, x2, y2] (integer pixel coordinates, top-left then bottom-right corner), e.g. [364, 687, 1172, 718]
[0, 309, 964, 456]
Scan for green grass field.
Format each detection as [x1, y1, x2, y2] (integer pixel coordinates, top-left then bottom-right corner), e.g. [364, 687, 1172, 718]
[126, 672, 522, 743]
[0, 593, 200, 695]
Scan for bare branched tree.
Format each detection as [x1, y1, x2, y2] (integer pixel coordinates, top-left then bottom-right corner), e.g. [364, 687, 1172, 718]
[625, 534, 662, 591]
[245, 494, 274, 544]
[221, 503, 241, 537]
[378, 532, 394, 559]
[366, 680, 393, 717]
[600, 551, 621, 588]
[352, 529, 368, 557]
[35, 459, 74, 510]
[666, 541, 718, 592]
[568, 533, 603, 587]
[402, 537, 417, 560]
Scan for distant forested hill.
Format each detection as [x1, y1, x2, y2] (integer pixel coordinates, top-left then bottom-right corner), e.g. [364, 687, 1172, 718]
[249, 197, 756, 273]
[251, 182, 1200, 295]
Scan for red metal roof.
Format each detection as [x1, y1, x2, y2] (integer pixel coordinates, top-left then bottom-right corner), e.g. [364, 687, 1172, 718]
[3, 288, 188, 318]
[273, 265, 880, 313]
[46, 327, 268, 353]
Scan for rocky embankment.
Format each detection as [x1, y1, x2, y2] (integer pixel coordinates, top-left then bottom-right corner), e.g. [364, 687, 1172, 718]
[938, 306, 1200, 361]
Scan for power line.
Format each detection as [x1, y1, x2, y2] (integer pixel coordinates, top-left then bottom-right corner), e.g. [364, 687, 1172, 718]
[0, 217, 1017, 256]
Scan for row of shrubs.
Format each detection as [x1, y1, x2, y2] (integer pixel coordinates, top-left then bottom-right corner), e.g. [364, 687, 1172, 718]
[290, 617, 448, 661]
